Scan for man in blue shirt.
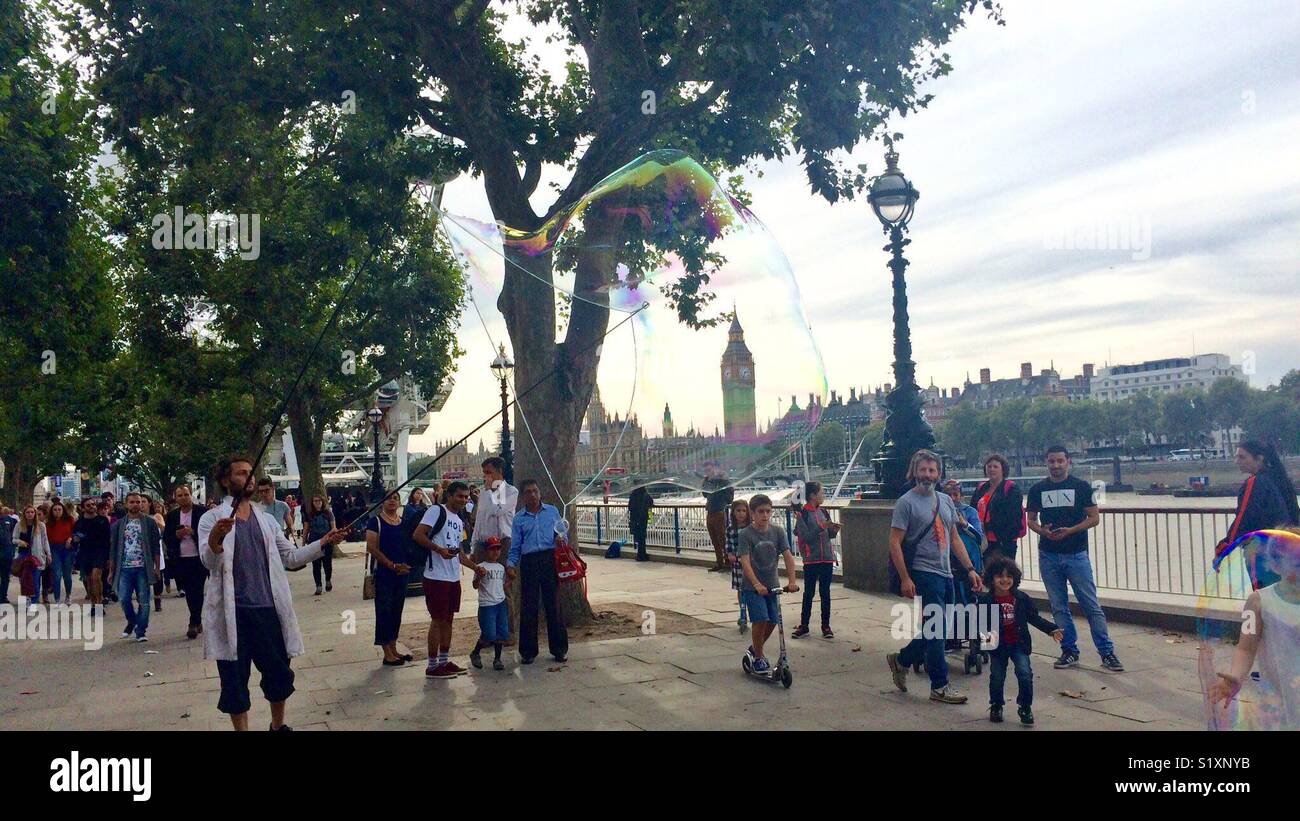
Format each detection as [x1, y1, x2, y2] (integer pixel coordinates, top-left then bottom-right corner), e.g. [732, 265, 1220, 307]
[508, 479, 569, 663]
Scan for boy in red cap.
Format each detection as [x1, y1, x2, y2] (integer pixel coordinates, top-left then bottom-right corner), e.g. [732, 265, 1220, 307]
[469, 537, 510, 671]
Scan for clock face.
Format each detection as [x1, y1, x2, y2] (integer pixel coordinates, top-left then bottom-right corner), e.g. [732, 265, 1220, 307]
[723, 368, 732, 380]
[740, 368, 751, 379]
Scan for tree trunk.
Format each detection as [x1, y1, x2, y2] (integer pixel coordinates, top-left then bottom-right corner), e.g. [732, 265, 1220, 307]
[499, 241, 610, 626]
[6, 454, 37, 509]
[287, 397, 326, 504]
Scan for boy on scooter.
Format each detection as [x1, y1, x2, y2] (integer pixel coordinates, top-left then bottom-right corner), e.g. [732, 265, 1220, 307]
[738, 494, 799, 674]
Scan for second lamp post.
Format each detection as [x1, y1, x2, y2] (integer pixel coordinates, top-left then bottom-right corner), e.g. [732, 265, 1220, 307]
[491, 342, 514, 484]
[866, 150, 936, 498]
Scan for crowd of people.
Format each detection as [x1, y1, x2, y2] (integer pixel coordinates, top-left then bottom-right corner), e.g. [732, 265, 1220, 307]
[3, 435, 1295, 730]
[696, 439, 1298, 726]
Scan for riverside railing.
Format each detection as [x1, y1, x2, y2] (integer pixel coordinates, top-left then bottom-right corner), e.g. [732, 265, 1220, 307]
[575, 502, 1246, 605]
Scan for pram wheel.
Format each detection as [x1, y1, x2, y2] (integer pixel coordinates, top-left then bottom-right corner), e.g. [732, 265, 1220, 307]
[781, 667, 793, 689]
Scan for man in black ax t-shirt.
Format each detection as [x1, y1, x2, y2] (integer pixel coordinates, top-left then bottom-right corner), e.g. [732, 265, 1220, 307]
[1026, 445, 1122, 673]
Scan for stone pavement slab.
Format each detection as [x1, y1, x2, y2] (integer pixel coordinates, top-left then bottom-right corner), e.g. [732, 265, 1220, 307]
[0, 545, 1210, 730]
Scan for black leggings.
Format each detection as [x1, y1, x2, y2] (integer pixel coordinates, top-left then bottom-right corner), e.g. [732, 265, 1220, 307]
[800, 563, 834, 628]
[312, 552, 333, 586]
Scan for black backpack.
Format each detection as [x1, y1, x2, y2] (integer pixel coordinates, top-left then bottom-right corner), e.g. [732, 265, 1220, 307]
[409, 504, 448, 568]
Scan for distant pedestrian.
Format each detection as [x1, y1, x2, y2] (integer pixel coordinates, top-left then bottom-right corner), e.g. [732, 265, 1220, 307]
[627, 486, 654, 562]
[256, 479, 292, 535]
[793, 481, 840, 640]
[15, 505, 51, 615]
[703, 465, 734, 572]
[108, 492, 162, 641]
[45, 500, 77, 604]
[149, 496, 169, 610]
[970, 454, 1024, 561]
[164, 484, 209, 639]
[0, 504, 17, 605]
[885, 450, 984, 705]
[1026, 445, 1122, 672]
[725, 498, 751, 629]
[303, 495, 336, 595]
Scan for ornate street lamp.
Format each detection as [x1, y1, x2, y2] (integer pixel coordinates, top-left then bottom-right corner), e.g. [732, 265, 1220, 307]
[866, 150, 936, 497]
[366, 405, 385, 498]
[490, 342, 515, 483]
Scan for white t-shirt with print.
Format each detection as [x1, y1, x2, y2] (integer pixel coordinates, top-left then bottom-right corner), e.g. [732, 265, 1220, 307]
[419, 505, 465, 582]
[477, 561, 506, 606]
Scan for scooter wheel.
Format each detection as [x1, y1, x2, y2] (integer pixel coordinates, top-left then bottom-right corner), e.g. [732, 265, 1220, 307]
[974, 659, 983, 675]
[742, 655, 753, 674]
[781, 667, 793, 689]
[963, 658, 974, 675]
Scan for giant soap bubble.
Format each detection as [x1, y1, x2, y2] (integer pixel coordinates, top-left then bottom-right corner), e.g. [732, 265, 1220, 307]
[440, 150, 827, 504]
[1196, 528, 1300, 730]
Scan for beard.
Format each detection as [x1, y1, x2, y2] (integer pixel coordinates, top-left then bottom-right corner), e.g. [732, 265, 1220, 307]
[916, 478, 936, 490]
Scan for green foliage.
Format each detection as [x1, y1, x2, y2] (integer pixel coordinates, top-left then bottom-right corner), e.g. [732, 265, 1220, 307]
[0, 0, 118, 505]
[811, 420, 845, 467]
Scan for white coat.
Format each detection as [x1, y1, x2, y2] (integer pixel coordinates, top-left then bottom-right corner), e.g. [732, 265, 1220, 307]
[196, 497, 327, 662]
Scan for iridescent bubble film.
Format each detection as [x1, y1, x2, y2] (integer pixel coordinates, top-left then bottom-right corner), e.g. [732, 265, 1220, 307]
[441, 150, 828, 501]
[1196, 528, 1300, 730]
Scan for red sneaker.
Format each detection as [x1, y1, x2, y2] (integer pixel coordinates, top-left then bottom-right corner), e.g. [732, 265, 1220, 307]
[443, 661, 468, 676]
[427, 663, 456, 679]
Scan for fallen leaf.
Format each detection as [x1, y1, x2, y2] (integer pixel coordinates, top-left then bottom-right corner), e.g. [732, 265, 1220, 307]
[143, 671, 153, 677]
[374, 690, 388, 695]
[850, 645, 862, 652]
[19, 691, 39, 695]
[1059, 689, 1086, 699]
[547, 666, 563, 672]
[180, 713, 191, 719]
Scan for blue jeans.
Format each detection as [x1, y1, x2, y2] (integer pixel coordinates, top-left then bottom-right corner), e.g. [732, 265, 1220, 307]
[898, 571, 954, 691]
[50, 546, 75, 602]
[0, 542, 13, 602]
[989, 646, 1033, 707]
[116, 566, 151, 637]
[1038, 549, 1112, 658]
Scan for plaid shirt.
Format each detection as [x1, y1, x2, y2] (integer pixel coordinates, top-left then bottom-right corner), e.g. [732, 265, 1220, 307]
[725, 514, 744, 591]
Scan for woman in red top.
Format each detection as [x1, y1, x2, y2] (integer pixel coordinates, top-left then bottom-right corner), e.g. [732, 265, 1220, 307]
[970, 454, 1024, 562]
[45, 501, 77, 603]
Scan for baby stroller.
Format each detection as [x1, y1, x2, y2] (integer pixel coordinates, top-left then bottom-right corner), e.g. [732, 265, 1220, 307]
[952, 526, 989, 675]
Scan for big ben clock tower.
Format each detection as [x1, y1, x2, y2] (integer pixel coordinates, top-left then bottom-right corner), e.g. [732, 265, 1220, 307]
[720, 309, 757, 440]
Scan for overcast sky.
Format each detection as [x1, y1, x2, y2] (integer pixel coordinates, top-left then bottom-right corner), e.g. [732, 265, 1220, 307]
[414, 0, 1300, 455]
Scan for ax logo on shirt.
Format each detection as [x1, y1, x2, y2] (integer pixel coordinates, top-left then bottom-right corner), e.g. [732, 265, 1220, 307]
[1041, 489, 1076, 509]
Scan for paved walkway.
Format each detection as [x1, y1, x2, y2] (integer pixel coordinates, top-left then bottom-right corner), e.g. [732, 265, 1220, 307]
[0, 548, 1208, 730]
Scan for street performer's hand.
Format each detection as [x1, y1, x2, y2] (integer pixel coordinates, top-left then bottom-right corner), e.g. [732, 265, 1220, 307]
[901, 578, 917, 599]
[209, 517, 235, 552]
[320, 527, 349, 545]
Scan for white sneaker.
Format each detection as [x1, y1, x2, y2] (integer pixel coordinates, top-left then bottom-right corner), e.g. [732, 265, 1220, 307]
[135, 635, 149, 643]
[121, 629, 132, 638]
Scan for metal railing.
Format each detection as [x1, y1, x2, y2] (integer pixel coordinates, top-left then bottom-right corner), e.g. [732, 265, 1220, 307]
[575, 502, 839, 556]
[576, 502, 1246, 606]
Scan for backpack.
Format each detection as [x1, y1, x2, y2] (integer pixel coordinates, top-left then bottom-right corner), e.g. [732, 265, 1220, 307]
[411, 504, 449, 568]
[1002, 480, 1028, 540]
[604, 541, 622, 559]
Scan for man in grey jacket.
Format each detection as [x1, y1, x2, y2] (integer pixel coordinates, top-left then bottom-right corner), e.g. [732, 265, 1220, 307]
[108, 492, 163, 641]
